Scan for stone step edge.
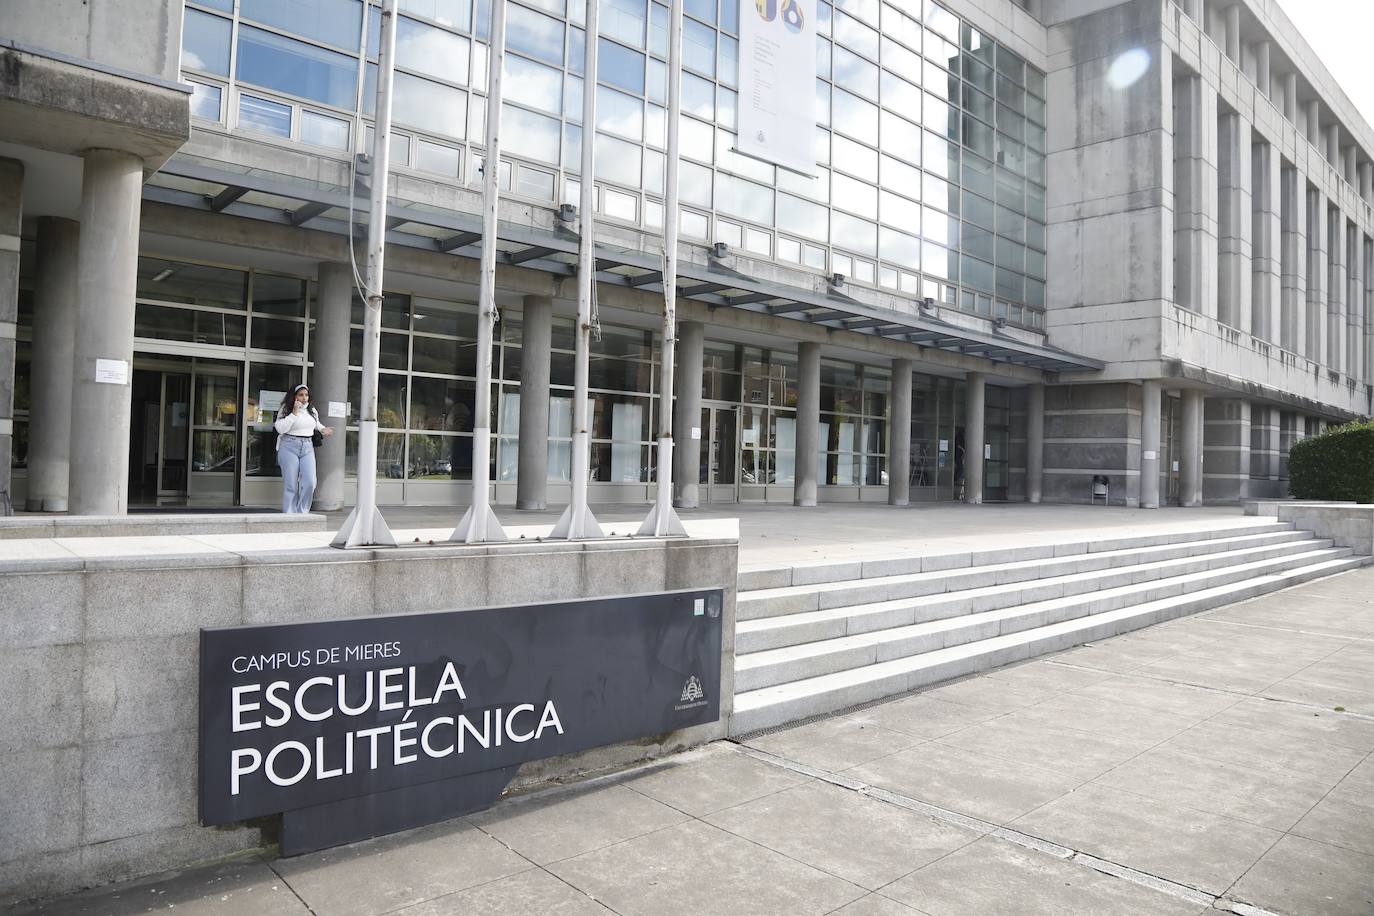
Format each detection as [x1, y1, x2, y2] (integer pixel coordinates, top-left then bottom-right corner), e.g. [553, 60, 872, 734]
[737, 533, 1328, 623]
[727, 555, 1368, 734]
[736, 543, 1346, 672]
[737, 521, 1294, 591]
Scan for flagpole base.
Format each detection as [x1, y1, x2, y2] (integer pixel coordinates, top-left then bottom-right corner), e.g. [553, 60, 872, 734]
[635, 501, 687, 538]
[331, 506, 397, 548]
[450, 502, 509, 544]
[549, 502, 604, 540]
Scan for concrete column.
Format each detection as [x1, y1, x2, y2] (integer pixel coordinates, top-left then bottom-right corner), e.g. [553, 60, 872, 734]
[793, 341, 820, 507]
[1280, 165, 1307, 355]
[964, 372, 985, 505]
[309, 262, 351, 511]
[1217, 112, 1253, 332]
[1140, 380, 1161, 509]
[1361, 162, 1374, 203]
[1253, 40, 1271, 99]
[515, 295, 553, 510]
[26, 218, 81, 512]
[0, 158, 20, 516]
[1278, 410, 1297, 481]
[1180, 389, 1204, 507]
[1282, 72, 1298, 122]
[1349, 230, 1364, 382]
[1365, 235, 1374, 383]
[1307, 185, 1327, 363]
[1306, 100, 1320, 145]
[1251, 141, 1281, 342]
[1329, 210, 1345, 372]
[68, 150, 143, 516]
[1173, 75, 1219, 317]
[1026, 382, 1044, 504]
[1203, 398, 1251, 503]
[1251, 404, 1281, 491]
[1327, 124, 1341, 167]
[887, 358, 911, 507]
[1224, 4, 1241, 62]
[1343, 147, 1357, 186]
[672, 320, 704, 508]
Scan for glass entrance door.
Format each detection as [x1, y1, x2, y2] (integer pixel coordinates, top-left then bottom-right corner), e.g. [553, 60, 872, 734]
[698, 404, 738, 503]
[129, 364, 192, 505]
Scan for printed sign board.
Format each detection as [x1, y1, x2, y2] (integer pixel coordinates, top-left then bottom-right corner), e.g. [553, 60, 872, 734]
[738, 0, 816, 175]
[199, 590, 723, 835]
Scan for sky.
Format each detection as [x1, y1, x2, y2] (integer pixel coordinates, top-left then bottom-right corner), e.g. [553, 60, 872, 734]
[1274, 0, 1374, 128]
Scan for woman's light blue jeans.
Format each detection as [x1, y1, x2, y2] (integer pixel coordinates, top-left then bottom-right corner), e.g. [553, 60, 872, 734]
[278, 435, 317, 513]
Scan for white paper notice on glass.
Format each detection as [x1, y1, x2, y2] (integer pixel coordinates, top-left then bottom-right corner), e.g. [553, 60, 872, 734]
[984, 444, 992, 459]
[1143, 450, 1157, 460]
[328, 401, 347, 418]
[938, 439, 949, 451]
[1172, 460, 1180, 472]
[737, 0, 818, 176]
[691, 427, 701, 440]
[94, 358, 129, 385]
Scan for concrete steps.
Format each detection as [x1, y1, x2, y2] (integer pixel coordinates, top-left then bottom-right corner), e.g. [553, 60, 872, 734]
[730, 522, 1369, 735]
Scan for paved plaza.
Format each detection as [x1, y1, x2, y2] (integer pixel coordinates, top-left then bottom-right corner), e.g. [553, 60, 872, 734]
[19, 553, 1374, 916]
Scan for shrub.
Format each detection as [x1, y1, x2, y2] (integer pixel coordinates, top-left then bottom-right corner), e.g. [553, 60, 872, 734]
[1288, 419, 1374, 503]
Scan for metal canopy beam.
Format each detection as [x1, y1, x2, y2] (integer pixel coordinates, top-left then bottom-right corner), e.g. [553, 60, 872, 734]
[505, 245, 556, 265]
[209, 186, 248, 212]
[628, 270, 663, 287]
[679, 281, 728, 297]
[288, 201, 330, 226]
[726, 291, 776, 306]
[437, 231, 480, 252]
[767, 301, 813, 315]
[843, 317, 894, 331]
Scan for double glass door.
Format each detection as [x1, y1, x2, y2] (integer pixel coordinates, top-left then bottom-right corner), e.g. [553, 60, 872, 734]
[129, 355, 242, 506]
[130, 367, 191, 503]
[698, 404, 738, 503]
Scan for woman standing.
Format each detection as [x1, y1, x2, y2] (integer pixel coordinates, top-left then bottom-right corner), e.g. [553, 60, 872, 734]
[273, 384, 334, 513]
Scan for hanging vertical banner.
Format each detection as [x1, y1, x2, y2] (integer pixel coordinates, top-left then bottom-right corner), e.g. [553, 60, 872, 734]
[738, 0, 817, 176]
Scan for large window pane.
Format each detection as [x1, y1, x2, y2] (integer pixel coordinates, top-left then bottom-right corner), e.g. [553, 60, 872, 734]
[236, 26, 358, 108]
[507, 4, 564, 64]
[506, 54, 563, 114]
[410, 377, 477, 430]
[832, 88, 877, 144]
[602, 0, 647, 47]
[683, 19, 716, 76]
[599, 38, 646, 93]
[240, 0, 362, 49]
[397, 16, 471, 83]
[394, 72, 467, 137]
[833, 46, 878, 98]
[182, 9, 232, 75]
[401, 0, 472, 29]
[238, 93, 292, 136]
[597, 85, 643, 140]
[138, 258, 247, 309]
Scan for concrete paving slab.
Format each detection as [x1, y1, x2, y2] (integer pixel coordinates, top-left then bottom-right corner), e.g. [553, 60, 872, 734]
[844, 742, 1082, 823]
[1012, 782, 1284, 896]
[1092, 746, 1336, 831]
[548, 820, 867, 916]
[881, 835, 1205, 916]
[935, 713, 1153, 781]
[271, 821, 531, 916]
[980, 658, 1116, 692]
[739, 714, 924, 772]
[918, 676, 1060, 710]
[1290, 787, 1374, 858]
[826, 893, 925, 915]
[386, 867, 614, 915]
[842, 694, 1010, 739]
[619, 744, 804, 817]
[1208, 696, 1374, 752]
[1065, 672, 1244, 719]
[9, 859, 309, 916]
[1261, 677, 1374, 715]
[1011, 693, 1203, 744]
[466, 783, 688, 866]
[704, 780, 979, 890]
[1161, 717, 1370, 783]
[1226, 834, 1374, 916]
[1133, 649, 1307, 694]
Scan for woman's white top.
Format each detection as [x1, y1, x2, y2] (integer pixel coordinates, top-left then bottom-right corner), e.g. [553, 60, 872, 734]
[273, 406, 324, 448]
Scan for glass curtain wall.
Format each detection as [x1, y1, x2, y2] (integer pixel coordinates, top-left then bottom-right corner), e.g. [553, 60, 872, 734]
[180, 0, 1048, 329]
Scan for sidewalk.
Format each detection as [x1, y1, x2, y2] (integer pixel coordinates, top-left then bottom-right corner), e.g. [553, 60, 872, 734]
[19, 565, 1374, 916]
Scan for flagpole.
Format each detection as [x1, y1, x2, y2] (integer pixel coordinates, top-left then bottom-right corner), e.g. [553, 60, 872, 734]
[551, 0, 604, 539]
[333, 0, 399, 548]
[452, 0, 510, 543]
[638, 0, 687, 537]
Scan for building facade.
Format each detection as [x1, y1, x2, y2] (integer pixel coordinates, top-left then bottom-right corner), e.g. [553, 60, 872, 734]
[1, 0, 1370, 516]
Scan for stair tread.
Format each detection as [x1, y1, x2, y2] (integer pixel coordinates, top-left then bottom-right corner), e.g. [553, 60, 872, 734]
[735, 545, 1348, 669]
[733, 555, 1367, 713]
[739, 527, 1303, 603]
[738, 533, 1329, 632]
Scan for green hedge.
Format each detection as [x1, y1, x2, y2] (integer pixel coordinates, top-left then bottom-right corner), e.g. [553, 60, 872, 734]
[1288, 419, 1374, 503]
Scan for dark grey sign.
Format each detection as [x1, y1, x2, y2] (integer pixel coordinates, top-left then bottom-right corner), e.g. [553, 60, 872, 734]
[199, 589, 723, 832]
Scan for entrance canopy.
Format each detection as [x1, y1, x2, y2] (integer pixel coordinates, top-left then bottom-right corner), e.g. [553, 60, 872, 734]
[145, 155, 1102, 375]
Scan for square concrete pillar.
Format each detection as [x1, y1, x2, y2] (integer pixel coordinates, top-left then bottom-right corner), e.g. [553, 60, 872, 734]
[1041, 383, 1141, 507]
[0, 158, 20, 516]
[1140, 380, 1162, 509]
[1173, 75, 1219, 318]
[1278, 411, 1298, 482]
[793, 342, 820, 507]
[1203, 398, 1251, 503]
[1217, 112, 1253, 332]
[964, 372, 985, 505]
[1253, 40, 1271, 99]
[1251, 141, 1281, 342]
[1306, 185, 1327, 363]
[1328, 208, 1345, 373]
[1327, 124, 1341, 167]
[1282, 72, 1298, 123]
[1279, 164, 1307, 355]
[1364, 235, 1374, 383]
[1180, 389, 1204, 507]
[1348, 225, 1363, 382]
[1224, 4, 1241, 62]
[887, 358, 912, 507]
[1248, 405, 1282, 498]
[1305, 100, 1321, 147]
